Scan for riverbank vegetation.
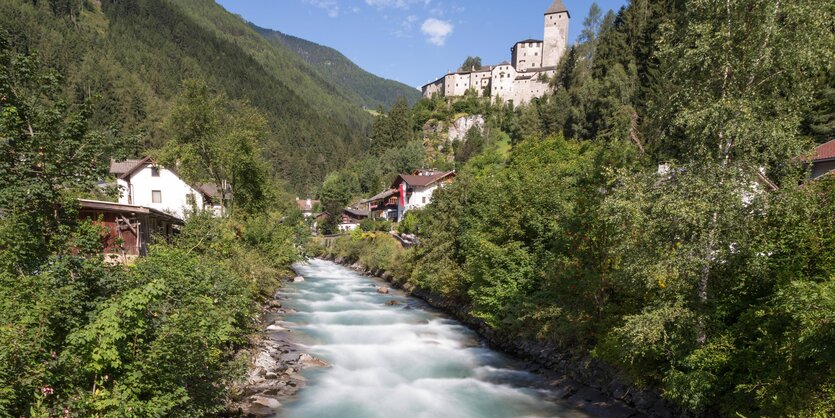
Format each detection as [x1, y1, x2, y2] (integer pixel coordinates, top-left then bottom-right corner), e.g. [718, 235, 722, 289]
[0, 38, 305, 416]
[316, 0, 834, 415]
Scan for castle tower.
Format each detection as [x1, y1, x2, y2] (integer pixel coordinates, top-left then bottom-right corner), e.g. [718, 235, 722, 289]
[542, 0, 570, 68]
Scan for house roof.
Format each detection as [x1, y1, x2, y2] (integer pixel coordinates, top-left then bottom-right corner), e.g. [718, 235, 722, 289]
[515, 39, 543, 45]
[296, 199, 320, 212]
[109, 158, 150, 177]
[391, 170, 456, 189]
[813, 139, 835, 162]
[78, 199, 184, 224]
[361, 189, 397, 204]
[343, 208, 370, 219]
[545, 0, 570, 17]
[110, 156, 155, 180]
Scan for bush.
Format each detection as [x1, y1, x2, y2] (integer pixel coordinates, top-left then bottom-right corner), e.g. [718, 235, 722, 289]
[360, 218, 392, 232]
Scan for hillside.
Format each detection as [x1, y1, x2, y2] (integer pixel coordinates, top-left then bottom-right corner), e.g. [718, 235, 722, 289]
[0, 0, 373, 192]
[251, 24, 421, 110]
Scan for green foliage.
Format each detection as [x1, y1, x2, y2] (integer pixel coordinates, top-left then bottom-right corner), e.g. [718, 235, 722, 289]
[396, 210, 423, 235]
[459, 56, 482, 72]
[370, 97, 414, 154]
[0, 42, 304, 416]
[160, 79, 273, 215]
[360, 218, 392, 233]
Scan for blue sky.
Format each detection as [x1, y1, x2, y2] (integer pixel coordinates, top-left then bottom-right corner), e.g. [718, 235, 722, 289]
[215, 1, 628, 89]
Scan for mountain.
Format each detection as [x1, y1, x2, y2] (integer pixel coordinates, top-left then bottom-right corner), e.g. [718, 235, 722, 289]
[251, 24, 421, 110]
[0, 0, 375, 193]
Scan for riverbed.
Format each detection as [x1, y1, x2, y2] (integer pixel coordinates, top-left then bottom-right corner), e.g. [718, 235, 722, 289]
[274, 259, 594, 418]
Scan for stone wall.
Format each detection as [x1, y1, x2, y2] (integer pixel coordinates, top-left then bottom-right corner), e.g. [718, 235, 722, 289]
[542, 11, 569, 68]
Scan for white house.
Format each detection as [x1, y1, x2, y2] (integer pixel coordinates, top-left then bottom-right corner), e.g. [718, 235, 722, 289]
[392, 169, 456, 222]
[110, 157, 225, 219]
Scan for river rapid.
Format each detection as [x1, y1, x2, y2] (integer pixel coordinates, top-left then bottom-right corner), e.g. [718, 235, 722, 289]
[275, 259, 593, 418]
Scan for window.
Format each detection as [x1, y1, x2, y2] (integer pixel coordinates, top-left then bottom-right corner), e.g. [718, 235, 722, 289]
[151, 167, 160, 177]
[422, 197, 427, 204]
[152, 190, 162, 203]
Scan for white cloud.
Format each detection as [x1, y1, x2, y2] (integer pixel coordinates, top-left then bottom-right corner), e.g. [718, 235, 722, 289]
[421, 18, 453, 46]
[302, 0, 339, 18]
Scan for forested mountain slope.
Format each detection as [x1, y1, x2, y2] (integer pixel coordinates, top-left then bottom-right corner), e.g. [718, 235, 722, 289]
[252, 24, 421, 109]
[0, 0, 373, 192]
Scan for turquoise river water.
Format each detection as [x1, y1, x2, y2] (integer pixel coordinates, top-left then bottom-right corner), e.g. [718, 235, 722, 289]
[276, 259, 592, 418]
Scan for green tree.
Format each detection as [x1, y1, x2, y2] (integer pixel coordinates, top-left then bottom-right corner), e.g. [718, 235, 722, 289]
[459, 56, 482, 72]
[0, 41, 108, 272]
[160, 79, 273, 215]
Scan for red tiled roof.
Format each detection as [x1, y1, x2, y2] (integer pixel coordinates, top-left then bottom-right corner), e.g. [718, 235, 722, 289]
[813, 139, 835, 162]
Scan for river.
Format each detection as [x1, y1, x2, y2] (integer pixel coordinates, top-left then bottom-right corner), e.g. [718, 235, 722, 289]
[275, 259, 593, 418]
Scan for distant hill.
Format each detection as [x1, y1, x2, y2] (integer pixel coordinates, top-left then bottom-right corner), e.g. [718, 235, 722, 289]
[0, 0, 375, 193]
[251, 24, 421, 110]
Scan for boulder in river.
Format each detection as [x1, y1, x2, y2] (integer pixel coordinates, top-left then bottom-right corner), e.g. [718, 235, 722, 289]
[377, 286, 390, 294]
[298, 353, 329, 368]
[385, 300, 401, 306]
[293, 276, 305, 282]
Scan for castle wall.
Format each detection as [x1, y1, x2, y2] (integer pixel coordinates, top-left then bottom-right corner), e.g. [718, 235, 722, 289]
[422, 78, 445, 98]
[542, 12, 569, 68]
[490, 64, 517, 102]
[468, 70, 492, 96]
[450, 72, 473, 96]
[512, 41, 544, 71]
[508, 70, 554, 105]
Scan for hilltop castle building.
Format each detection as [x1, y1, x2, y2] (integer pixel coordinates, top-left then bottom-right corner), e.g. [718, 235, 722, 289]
[421, 0, 570, 105]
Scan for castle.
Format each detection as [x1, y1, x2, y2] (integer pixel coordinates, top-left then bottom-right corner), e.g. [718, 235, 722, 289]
[421, 0, 570, 105]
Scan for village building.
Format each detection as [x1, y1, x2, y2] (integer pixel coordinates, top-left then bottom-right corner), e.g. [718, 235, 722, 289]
[421, 1, 569, 105]
[78, 199, 183, 263]
[811, 139, 835, 179]
[360, 189, 400, 221]
[392, 169, 456, 222]
[296, 198, 320, 217]
[110, 157, 226, 219]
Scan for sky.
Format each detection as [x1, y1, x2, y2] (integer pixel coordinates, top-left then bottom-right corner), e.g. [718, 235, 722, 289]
[215, 1, 629, 89]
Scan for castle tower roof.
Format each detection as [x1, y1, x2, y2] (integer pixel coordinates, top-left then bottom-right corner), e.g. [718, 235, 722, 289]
[545, 0, 570, 17]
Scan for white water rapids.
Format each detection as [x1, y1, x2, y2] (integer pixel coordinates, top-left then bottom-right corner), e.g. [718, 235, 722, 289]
[276, 259, 591, 418]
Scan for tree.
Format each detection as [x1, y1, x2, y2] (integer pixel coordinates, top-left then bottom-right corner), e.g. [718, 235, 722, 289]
[0, 42, 109, 272]
[459, 56, 482, 72]
[160, 79, 273, 216]
[370, 97, 413, 154]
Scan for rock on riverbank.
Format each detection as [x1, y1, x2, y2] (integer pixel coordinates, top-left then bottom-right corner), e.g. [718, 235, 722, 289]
[226, 279, 328, 417]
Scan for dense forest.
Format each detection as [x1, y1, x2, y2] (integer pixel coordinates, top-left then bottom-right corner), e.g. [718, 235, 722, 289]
[0, 0, 407, 193]
[319, 0, 835, 416]
[252, 24, 421, 109]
